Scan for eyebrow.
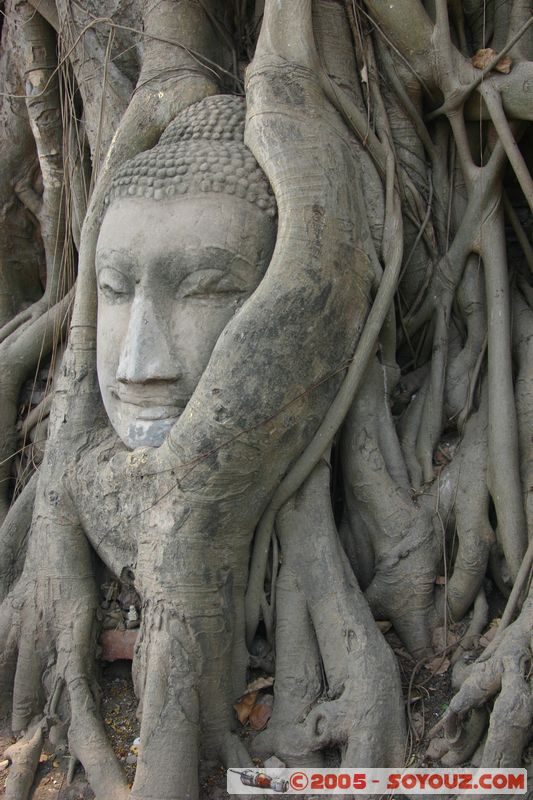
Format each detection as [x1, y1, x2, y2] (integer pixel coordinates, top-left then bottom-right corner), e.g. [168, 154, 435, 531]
[172, 245, 263, 272]
[95, 249, 135, 273]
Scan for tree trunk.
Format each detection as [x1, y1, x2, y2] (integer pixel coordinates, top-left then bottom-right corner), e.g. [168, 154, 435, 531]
[0, 0, 532, 797]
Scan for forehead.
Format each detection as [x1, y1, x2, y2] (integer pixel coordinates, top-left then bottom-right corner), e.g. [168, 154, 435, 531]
[96, 196, 275, 266]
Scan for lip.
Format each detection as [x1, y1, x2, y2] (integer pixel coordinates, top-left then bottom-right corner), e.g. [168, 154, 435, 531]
[110, 387, 189, 420]
[130, 405, 185, 421]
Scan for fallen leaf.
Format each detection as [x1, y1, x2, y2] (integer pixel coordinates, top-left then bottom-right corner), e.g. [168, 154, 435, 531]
[432, 626, 460, 652]
[39, 753, 49, 763]
[471, 48, 512, 74]
[425, 656, 451, 675]
[233, 690, 258, 724]
[248, 695, 274, 731]
[480, 620, 500, 646]
[409, 711, 425, 737]
[435, 575, 447, 585]
[244, 676, 274, 694]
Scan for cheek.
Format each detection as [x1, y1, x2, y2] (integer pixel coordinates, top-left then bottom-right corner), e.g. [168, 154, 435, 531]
[96, 303, 129, 379]
[172, 301, 237, 374]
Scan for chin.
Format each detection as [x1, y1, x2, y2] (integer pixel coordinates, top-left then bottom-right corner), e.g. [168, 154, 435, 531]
[121, 416, 178, 449]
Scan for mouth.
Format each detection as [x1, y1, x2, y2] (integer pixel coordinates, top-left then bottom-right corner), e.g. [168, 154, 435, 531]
[110, 387, 189, 420]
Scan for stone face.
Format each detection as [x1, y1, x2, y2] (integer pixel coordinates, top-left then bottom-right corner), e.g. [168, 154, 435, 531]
[96, 195, 275, 449]
[99, 629, 138, 661]
[95, 96, 276, 450]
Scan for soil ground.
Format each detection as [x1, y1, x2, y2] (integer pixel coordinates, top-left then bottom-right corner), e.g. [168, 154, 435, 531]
[1, 586, 531, 800]
[0, 652, 482, 800]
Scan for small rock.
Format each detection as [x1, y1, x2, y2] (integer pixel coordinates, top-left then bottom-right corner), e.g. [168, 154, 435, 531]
[264, 756, 286, 769]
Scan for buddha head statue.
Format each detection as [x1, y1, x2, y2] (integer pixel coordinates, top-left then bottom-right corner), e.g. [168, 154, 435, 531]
[96, 95, 277, 449]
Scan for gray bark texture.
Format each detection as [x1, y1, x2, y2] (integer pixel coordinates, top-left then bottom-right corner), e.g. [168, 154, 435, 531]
[0, 0, 532, 798]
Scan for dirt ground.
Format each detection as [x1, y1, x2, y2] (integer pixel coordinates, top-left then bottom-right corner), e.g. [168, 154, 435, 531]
[1, 585, 531, 800]
[0, 651, 480, 800]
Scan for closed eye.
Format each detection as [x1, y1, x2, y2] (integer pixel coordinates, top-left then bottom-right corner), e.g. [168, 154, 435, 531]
[98, 267, 133, 302]
[179, 269, 248, 298]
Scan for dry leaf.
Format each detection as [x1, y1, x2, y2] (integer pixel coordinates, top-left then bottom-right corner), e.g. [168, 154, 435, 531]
[410, 711, 425, 737]
[432, 626, 459, 652]
[425, 656, 451, 675]
[392, 644, 413, 661]
[39, 753, 50, 763]
[480, 619, 500, 646]
[471, 48, 512, 74]
[233, 690, 258, 725]
[244, 676, 274, 694]
[493, 55, 512, 74]
[435, 575, 447, 585]
[376, 620, 392, 633]
[248, 695, 274, 731]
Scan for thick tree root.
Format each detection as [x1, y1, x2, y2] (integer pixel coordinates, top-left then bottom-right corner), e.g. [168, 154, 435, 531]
[4, 720, 45, 800]
[342, 359, 440, 656]
[0, 473, 37, 603]
[444, 388, 495, 621]
[253, 462, 406, 768]
[434, 596, 533, 768]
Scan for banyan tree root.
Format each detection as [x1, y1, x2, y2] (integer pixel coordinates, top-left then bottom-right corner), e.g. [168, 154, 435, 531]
[0, 555, 128, 799]
[4, 720, 45, 800]
[253, 461, 406, 768]
[0, 473, 38, 603]
[442, 385, 495, 621]
[1, 2, 379, 796]
[434, 592, 533, 768]
[1, 0, 533, 794]
[341, 358, 441, 657]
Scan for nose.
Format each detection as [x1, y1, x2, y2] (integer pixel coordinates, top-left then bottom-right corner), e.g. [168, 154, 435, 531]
[116, 294, 181, 383]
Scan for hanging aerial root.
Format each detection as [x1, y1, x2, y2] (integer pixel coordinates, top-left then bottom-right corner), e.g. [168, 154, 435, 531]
[444, 254, 487, 426]
[512, 289, 533, 542]
[482, 204, 527, 579]
[446, 388, 495, 621]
